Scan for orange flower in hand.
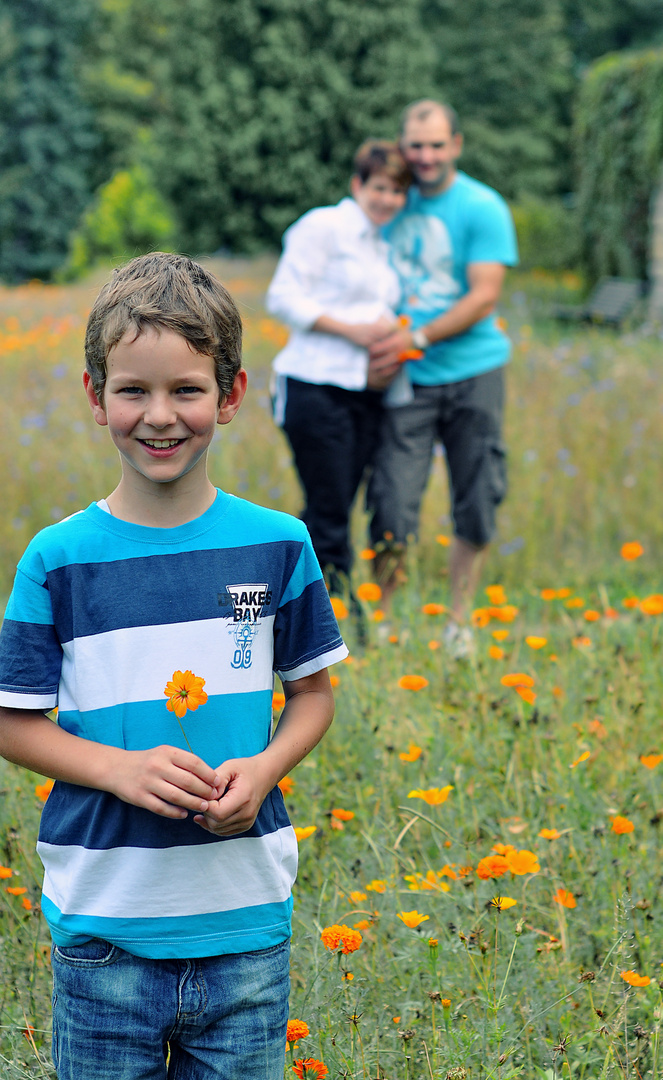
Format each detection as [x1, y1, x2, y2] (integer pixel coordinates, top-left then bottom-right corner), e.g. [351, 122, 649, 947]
[164, 670, 208, 719]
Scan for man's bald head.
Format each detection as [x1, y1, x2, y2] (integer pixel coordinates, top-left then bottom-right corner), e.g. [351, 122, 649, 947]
[399, 100, 460, 138]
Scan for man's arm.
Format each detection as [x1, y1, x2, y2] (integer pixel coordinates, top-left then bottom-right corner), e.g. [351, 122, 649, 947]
[368, 262, 507, 372]
[194, 667, 334, 836]
[0, 707, 220, 819]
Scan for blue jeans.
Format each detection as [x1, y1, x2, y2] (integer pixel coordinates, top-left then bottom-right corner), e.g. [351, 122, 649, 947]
[51, 938, 290, 1079]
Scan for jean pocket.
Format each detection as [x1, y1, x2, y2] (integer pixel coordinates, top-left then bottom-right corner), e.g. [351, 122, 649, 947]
[486, 439, 507, 505]
[53, 938, 120, 967]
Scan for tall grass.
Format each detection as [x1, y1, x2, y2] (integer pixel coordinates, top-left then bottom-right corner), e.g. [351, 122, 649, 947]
[0, 262, 661, 1077]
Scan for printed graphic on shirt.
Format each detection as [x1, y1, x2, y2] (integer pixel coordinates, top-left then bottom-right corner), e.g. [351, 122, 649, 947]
[223, 583, 270, 670]
[388, 214, 460, 314]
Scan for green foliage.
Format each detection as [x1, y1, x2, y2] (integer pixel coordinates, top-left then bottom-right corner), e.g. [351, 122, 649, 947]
[422, 0, 573, 199]
[510, 197, 580, 271]
[62, 165, 175, 279]
[0, 0, 96, 282]
[575, 48, 663, 281]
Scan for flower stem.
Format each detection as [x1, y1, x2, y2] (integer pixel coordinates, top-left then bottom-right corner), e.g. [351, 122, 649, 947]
[175, 714, 194, 754]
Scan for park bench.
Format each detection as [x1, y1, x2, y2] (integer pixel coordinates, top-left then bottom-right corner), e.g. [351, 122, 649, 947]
[552, 276, 644, 326]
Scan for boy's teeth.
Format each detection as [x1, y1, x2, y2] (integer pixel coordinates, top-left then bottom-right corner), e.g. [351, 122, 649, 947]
[143, 439, 180, 447]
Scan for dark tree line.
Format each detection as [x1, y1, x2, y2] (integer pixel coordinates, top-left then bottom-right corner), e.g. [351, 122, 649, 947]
[1, 0, 663, 281]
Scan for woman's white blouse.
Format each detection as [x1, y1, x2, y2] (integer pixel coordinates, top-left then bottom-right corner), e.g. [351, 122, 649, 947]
[266, 197, 401, 390]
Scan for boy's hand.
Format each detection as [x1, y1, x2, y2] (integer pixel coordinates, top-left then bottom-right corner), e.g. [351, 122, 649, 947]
[108, 745, 221, 820]
[193, 756, 271, 836]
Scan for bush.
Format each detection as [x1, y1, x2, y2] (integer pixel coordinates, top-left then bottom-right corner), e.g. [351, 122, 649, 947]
[62, 165, 175, 280]
[510, 196, 580, 271]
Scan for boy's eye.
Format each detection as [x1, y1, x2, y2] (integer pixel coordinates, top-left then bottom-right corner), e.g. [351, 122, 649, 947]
[119, 386, 143, 395]
[176, 385, 203, 394]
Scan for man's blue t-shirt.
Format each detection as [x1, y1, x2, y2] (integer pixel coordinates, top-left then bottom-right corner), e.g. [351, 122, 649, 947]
[385, 171, 519, 385]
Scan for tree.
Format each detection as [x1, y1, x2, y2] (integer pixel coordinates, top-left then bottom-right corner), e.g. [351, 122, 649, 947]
[0, 0, 96, 281]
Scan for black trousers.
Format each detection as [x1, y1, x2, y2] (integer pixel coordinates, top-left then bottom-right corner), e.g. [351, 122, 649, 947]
[281, 377, 384, 577]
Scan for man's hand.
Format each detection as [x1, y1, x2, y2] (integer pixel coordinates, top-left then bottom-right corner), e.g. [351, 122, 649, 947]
[368, 326, 413, 367]
[193, 756, 271, 836]
[107, 745, 221, 820]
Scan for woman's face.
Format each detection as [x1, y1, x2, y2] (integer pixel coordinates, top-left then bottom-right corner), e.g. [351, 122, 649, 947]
[351, 172, 407, 227]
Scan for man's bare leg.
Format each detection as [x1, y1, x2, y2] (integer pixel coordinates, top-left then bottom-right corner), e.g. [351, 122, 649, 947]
[449, 536, 488, 623]
[373, 546, 407, 614]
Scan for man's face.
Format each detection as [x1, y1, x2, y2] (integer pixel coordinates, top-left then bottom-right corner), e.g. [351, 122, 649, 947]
[400, 110, 462, 195]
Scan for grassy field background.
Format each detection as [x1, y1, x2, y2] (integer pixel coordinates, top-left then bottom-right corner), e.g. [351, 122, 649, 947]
[0, 261, 661, 1078]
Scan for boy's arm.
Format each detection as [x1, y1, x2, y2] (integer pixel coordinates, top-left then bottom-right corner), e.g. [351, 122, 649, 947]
[193, 667, 334, 836]
[0, 707, 220, 819]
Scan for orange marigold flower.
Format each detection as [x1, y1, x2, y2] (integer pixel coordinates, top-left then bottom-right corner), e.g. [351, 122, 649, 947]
[476, 855, 509, 880]
[372, 609, 385, 622]
[492, 629, 509, 641]
[407, 785, 453, 805]
[35, 779, 54, 801]
[292, 1057, 329, 1078]
[342, 972, 354, 981]
[565, 597, 584, 609]
[0, 866, 12, 879]
[294, 826, 317, 842]
[501, 672, 535, 688]
[436, 534, 450, 546]
[329, 597, 348, 619]
[348, 890, 366, 904]
[621, 542, 644, 561]
[422, 602, 446, 615]
[604, 607, 619, 619]
[640, 594, 663, 616]
[505, 849, 540, 875]
[516, 687, 537, 704]
[570, 750, 590, 768]
[329, 674, 340, 688]
[492, 843, 516, 855]
[366, 879, 386, 893]
[539, 828, 561, 840]
[388, 634, 399, 644]
[272, 691, 286, 710]
[620, 970, 650, 987]
[397, 910, 429, 928]
[320, 924, 362, 954]
[540, 588, 557, 601]
[6, 886, 27, 895]
[359, 548, 375, 560]
[572, 636, 592, 648]
[471, 607, 491, 627]
[331, 808, 354, 821]
[399, 743, 423, 762]
[428, 639, 440, 650]
[588, 718, 607, 737]
[357, 582, 382, 602]
[21, 897, 32, 911]
[611, 815, 634, 834]
[164, 670, 208, 720]
[398, 675, 429, 691]
[553, 888, 576, 908]
[353, 920, 371, 931]
[556, 588, 572, 598]
[330, 818, 344, 831]
[489, 645, 504, 660]
[485, 585, 507, 606]
[640, 754, 663, 770]
[584, 609, 601, 622]
[278, 776, 294, 796]
[552, 686, 564, 698]
[493, 604, 518, 622]
[525, 636, 547, 649]
[441, 997, 451, 1008]
[622, 596, 640, 609]
[287, 1020, 310, 1043]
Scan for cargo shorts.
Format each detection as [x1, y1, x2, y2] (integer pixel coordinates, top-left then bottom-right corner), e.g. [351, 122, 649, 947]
[367, 366, 507, 549]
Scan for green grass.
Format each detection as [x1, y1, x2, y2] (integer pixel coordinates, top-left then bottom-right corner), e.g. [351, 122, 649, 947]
[0, 262, 661, 1077]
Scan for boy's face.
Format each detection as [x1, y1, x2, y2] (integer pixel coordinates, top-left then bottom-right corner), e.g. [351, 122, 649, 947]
[84, 327, 245, 492]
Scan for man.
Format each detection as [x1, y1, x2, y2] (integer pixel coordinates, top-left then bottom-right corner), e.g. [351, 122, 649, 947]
[367, 99, 518, 655]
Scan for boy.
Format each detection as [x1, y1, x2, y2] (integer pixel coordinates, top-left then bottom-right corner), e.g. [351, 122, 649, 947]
[0, 253, 346, 1079]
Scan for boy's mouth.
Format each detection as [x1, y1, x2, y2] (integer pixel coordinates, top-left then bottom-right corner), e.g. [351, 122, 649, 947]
[140, 438, 184, 448]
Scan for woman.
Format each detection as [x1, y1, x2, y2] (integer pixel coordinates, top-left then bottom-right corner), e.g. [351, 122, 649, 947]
[267, 140, 410, 595]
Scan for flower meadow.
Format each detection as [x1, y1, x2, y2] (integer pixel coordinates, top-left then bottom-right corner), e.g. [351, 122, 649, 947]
[0, 262, 662, 1078]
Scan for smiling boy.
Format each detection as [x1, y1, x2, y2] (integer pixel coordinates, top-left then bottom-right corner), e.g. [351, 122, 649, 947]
[0, 253, 346, 1079]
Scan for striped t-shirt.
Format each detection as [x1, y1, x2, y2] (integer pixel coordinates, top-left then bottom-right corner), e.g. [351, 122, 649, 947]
[0, 491, 346, 958]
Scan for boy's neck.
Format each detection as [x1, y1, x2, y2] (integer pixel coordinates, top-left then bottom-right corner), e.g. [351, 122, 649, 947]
[105, 475, 218, 528]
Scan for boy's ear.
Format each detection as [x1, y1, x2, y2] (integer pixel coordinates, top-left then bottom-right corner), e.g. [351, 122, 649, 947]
[82, 371, 108, 427]
[217, 369, 248, 426]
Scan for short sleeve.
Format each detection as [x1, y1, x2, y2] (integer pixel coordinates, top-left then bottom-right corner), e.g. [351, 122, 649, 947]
[465, 194, 519, 268]
[0, 551, 63, 710]
[273, 534, 347, 680]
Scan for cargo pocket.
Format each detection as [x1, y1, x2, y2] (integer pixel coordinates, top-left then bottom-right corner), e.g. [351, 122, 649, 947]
[487, 439, 507, 506]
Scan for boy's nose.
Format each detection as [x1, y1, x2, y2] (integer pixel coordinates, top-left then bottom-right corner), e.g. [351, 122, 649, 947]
[144, 396, 177, 428]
